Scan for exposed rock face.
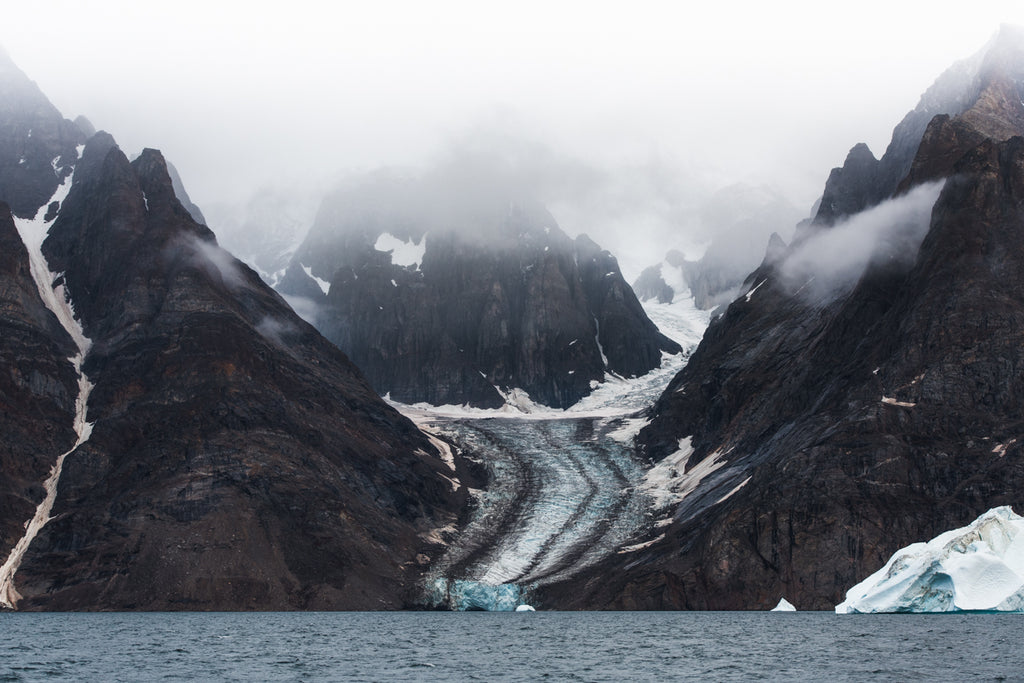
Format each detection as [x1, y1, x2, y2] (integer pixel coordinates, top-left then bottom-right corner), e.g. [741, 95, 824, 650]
[540, 27, 1024, 611]
[0, 53, 85, 219]
[0, 204, 79, 565]
[0, 61, 468, 610]
[165, 160, 206, 225]
[284, 176, 680, 409]
[815, 25, 1024, 226]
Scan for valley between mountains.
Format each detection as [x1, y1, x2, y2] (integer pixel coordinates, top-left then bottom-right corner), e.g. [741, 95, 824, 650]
[3, 27, 1024, 612]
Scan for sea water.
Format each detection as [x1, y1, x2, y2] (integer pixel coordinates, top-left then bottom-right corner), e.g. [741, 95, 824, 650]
[0, 611, 1019, 681]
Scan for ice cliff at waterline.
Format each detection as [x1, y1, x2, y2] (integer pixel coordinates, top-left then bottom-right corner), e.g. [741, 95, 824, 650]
[837, 507, 1024, 613]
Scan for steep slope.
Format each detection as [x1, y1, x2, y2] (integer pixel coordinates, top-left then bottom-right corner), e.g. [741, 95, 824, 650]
[281, 174, 680, 409]
[0, 204, 79, 571]
[539, 26, 1024, 610]
[0, 57, 468, 610]
[0, 52, 85, 219]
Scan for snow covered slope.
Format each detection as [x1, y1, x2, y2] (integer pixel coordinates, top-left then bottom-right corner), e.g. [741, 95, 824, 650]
[837, 507, 1024, 613]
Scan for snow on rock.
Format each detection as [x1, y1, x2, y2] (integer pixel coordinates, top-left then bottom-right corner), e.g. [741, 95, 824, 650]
[771, 597, 797, 611]
[374, 232, 426, 269]
[639, 438, 727, 510]
[836, 506, 1024, 613]
[299, 263, 330, 295]
[1, 151, 95, 609]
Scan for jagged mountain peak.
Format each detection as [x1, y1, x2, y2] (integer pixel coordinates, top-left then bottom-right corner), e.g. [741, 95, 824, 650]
[0, 78, 468, 609]
[815, 25, 1024, 227]
[546, 29, 1024, 611]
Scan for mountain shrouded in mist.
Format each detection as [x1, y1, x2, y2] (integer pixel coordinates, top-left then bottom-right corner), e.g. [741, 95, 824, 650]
[537, 25, 1024, 610]
[280, 170, 682, 409]
[0, 53, 468, 610]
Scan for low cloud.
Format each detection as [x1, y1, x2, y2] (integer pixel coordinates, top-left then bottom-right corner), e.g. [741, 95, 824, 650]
[780, 180, 945, 301]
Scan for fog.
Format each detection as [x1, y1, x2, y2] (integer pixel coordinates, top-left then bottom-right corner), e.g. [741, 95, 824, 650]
[5, 2, 1024, 278]
[780, 181, 945, 301]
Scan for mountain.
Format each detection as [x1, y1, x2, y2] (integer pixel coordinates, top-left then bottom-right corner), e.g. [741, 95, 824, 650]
[205, 187, 318, 287]
[0, 54, 467, 610]
[537, 26, 1024, 610]
[633, 184, 802, 310]
[280, 172, 681, 409]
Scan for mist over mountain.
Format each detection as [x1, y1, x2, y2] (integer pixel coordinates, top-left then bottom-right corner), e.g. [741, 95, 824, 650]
[280, 165, 682, 409]
[0, 52, 468, 610]
[540, 25, 1024, 610]
[633, 183, 804, 309]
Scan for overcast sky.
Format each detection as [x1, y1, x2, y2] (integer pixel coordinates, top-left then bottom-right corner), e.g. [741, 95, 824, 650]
[4, 1, 1024, 275]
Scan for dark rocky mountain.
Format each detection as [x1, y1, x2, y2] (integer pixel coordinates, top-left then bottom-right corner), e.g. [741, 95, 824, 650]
[539, 26, 1024, 610]
[281, 174, 681, 409]
[0, 204, 79, 573]
[0, 55, 468, 610]
[0, 53, 86, 219]
[633, 184, 802, 310]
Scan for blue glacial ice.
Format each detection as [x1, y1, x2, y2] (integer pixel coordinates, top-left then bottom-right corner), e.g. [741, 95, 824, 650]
[836, 506, 1024, 613]
[425, 578, 532, 611]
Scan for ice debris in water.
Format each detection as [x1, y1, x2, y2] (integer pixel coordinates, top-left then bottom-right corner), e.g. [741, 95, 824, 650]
[515, 604, 536, 612]
[836, 506, 1024, 613]
[771, 598, 796, 612]
[425, 578, 532, 611]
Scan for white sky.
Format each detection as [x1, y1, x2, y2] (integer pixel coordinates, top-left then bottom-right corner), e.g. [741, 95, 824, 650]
[4, 1, 1024, 274]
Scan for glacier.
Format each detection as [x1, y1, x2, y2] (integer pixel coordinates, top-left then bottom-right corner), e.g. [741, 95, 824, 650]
[410, 293, 712, 609]
[836, 506, 1024, 613]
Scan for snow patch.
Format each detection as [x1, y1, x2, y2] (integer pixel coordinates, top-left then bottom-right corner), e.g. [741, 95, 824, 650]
[716, 476, 751, 505]
[640, 439, 727, 510]
[745, 278, 766, 302]
[374, 232, 426, 269]
[836, 506, 1024, 613]
[881, 396, 916, 408]
[300, 263, 330, 295]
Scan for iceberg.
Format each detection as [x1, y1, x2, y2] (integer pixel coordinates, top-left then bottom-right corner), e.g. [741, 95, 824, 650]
[771, 598, 796, 612]
[515, 604, 536, 612]
[836, 506, 1024, 613]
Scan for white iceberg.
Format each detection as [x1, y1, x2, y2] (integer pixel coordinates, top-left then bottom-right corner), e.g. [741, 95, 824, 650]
[836, 506, 1024, 613]
[771, 597, 796, 611]
[515, 604, 536, 612]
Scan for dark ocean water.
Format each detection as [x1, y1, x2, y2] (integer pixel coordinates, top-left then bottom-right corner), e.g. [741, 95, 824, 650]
[0, 611, 1019, 681]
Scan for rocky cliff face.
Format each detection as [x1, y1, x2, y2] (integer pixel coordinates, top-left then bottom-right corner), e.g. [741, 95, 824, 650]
[0, 54, 86, 219]
[282, 175, 680, 409]
[0, 57, 468, 610]
[540, 26, 1024, 611]
[0, 204, 79, 567]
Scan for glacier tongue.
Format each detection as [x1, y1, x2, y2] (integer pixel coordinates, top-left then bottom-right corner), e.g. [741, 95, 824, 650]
[836, 506, 1024, 613]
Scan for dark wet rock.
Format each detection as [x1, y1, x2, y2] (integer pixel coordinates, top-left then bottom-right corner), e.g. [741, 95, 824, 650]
[290, 177, 680, 409]
[0, 204, 79, 564]
[632, 264, 674, 304]
[0, 58, 470, 610]
[0, 52, 84, 218]
[540, 29, 1024, 611]
[165, 160, 206, 225]
[4, 138, 470, 610]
